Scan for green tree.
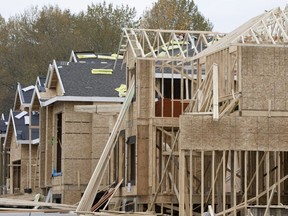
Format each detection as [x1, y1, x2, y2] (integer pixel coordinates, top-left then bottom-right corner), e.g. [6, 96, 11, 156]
[0, 3, 138, 114]
[76, 1, 138, 52]
[140, 0, 213, 31]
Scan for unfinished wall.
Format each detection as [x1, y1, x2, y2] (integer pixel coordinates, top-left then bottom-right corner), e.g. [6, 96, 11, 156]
[241, 46, 288, 111]
[180, 115, 288, 151]
[10, 136, 21, 162]
[20, 145, 38, 192]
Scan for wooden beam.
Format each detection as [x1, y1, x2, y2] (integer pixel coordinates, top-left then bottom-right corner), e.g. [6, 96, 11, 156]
[74, 104, 122, 114]
[264, 184, 276, 216]
[212, 63, 219, 120]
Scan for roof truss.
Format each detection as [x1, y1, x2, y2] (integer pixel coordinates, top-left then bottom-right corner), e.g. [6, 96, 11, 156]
[118, 28, 225, 61]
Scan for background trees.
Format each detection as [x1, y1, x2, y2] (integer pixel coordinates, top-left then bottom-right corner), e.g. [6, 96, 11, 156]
[0, 3, 137, 113]
[0, 0, 212, 114]
[140, 0, 213, 30]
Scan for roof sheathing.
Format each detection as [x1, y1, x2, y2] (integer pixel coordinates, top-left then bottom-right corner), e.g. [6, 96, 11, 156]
[56, 60, 126, 97]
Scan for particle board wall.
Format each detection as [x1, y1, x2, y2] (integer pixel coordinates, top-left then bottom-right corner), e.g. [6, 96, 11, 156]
[62, 158, 91, 185]
[136, 60, 154, 119]
[241, 46, 288, 111]
[62, 102, 92, 186]
[10, 136, 21, 162]
[20, 145, 38, 192]
[180, 115, 288, 151]
[136, 125, 149, 195]
[91, 113, 110, 169]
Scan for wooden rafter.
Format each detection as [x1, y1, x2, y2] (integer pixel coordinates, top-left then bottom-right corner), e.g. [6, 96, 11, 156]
[194, 7, 288, 61]
[118, 28, 225, 61]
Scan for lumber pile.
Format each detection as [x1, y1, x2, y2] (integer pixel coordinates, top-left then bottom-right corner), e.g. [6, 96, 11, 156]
[0, 197, 76, 211]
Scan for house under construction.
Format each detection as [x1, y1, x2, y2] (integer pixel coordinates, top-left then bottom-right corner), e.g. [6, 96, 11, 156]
[76, 6, 288, 216]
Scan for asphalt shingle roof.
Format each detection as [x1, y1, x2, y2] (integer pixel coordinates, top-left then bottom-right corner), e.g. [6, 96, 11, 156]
[22, 87, 34, 104]
[0, 119, 6, 134]
[12, 111, 39, 141]
[56, 59, 126, 97]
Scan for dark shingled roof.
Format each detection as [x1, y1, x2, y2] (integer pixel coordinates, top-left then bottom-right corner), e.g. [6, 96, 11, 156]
[12, 111, 39, 141]
[56, 59, 126, 97]
[37, 76, 46, 92]
[22, 87, 34, 104]
[0, 120, 6, 134]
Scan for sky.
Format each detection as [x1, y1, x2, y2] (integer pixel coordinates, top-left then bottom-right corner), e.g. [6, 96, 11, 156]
[0, 0, 287, 33]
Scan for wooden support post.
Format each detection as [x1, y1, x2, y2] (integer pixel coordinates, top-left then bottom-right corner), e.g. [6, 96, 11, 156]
[189, 150, 193, 216]
[179, 149, 185, 216]
[211, 150, 215, 210]
[256, 151, 259, 205]
[213, 63, 219, 120]
[244, 151, 248, 215]
[266, 152, 270, 205]
[230, 151, 234, 208]
[149, 131, 180, 211]
[201, 150, 204, 215]
[264, 184, 276, 216]
[223, 151, 226, 215]
[277, 151, 281, 204]
[233, 151, 237, 216]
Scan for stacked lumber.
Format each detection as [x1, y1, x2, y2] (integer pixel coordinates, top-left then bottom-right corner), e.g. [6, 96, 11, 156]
[0, 197, 76, 211]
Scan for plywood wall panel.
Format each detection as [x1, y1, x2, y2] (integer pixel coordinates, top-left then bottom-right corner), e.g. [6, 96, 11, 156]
[241, 46, 288, 111]
[62, 134, 91, 158]
[180, 115, 288, 151]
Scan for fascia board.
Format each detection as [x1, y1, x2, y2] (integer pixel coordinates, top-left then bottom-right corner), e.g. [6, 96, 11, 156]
[18, 138, 39, 145]
[69, 50, 77, 62]
[3, 111, 12, 148]
[53, 60, 66, 94]
[10, 109, 18, 145]
[42, 96, 125, 107]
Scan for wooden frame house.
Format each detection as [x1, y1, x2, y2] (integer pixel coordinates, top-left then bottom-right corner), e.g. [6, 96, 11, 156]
[13, 83, 35, 112]
[77, 29, 225, 213]
[34, 57, 126, 204]
[77, 6, 288, 216]
[4, 109, 39, 194]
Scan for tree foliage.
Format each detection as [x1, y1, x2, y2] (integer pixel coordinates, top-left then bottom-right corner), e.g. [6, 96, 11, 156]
[140, 0, 213, 31]
[0, 0, 213, 114]
[0, 3, 137, 114]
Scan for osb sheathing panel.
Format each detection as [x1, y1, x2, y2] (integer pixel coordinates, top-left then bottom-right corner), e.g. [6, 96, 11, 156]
[62, 158, 91, 185]
[91, 133, 108, 157]
[61, 134, 91, 158]
[91, 114, 112, 160]
[21, 145, 38, 160]
[241, 46, 288, 111]
[65, 122, 91, 134]
[124, 102, 137, 133]
[136, 60, 154, 119]
[63, 189, 81, 205]
[64, 102, 91, 122]
[52, 176, 62, 186]
[20, 158, 37, 191]
[10, 136, 21, 162]
[137, 125, 149, 195]
[180, 115, 288, 151]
